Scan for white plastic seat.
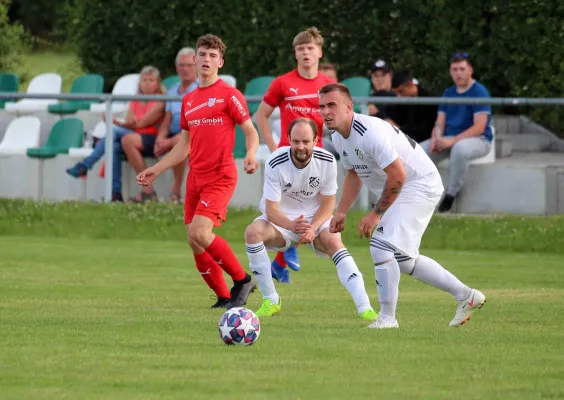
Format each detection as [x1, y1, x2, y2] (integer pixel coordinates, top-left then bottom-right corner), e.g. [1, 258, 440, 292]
[0, 116, 41, 156]
[4, 73, 62, 114]
[68, 120, 118, 158]
[92, 120, 108, 139]
[219, 74, 237, 88]
[469, 126, 496, 165]
[89, 74, 139, 115]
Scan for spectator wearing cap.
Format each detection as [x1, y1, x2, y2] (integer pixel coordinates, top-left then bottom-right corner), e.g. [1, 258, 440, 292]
[420, 51, 493, 212]
[387, 69, 436, 144]
[367, 60, 396, 119]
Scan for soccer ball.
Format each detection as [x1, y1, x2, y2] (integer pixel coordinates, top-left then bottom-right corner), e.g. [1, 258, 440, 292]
[218, 307, 261, 346]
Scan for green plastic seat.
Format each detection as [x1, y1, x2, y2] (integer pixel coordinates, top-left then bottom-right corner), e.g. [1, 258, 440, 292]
[341, 76, 372, 113]
[244, 76, 275, 115]
[48, 74, 104, 115]
[234, 122, 259, 158]
[27, 118, 84, 159]
[163, 75, 181, 89]
[0, 73, 19, 109]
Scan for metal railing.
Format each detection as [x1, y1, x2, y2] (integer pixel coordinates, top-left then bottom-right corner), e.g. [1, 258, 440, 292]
[1, 91, 563, 203]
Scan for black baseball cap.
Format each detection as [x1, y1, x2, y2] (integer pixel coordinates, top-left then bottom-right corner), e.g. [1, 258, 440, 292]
[371, 60, 391, 74]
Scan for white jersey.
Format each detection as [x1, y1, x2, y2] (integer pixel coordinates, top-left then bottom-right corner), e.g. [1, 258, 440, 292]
[260, 146, 338, 220]
[331, 113, 440, 195]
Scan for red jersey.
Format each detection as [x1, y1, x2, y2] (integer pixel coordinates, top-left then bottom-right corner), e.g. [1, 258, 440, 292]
[180, 79, 250, 175]
[263, 70, 335, 148]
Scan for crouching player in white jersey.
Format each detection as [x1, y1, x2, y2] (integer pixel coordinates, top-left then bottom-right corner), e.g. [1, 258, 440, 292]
[244, 117, 378, 321]
[318, 83, 486, 329]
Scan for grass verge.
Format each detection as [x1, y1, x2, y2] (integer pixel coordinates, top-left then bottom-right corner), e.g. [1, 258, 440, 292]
[1, 198, 563, 254]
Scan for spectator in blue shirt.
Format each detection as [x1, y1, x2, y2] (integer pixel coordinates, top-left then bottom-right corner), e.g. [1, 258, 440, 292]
[154, 47, 199, 203]
[420, 52, 493, 212]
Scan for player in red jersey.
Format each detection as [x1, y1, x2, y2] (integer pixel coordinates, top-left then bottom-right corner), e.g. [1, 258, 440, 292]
[137, 34, 260, 309]
[254, 27, 336, 283]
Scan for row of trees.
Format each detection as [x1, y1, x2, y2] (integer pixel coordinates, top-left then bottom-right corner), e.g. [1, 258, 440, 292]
[3, 0, 564, 134]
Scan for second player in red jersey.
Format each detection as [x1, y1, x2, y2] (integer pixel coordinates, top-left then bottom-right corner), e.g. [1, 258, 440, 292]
[137, 34, 260, 310]
[255, 27, 335, 282]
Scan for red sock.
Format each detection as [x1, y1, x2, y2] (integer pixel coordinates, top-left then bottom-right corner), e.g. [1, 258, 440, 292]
[206, 235, 247, 281]
[194, 251, 230, 298]
[275, 252, 287, 268]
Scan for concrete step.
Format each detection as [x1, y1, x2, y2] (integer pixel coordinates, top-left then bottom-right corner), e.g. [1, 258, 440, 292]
[497, 133, 551, 152]
[492, 116, 521, 135]
[495, 135, 513, 158]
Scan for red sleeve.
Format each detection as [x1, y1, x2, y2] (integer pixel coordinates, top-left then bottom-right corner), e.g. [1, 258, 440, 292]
[262, 77, 283, 108]
[228, 89, 251, 125]
[180, 94, 189, 131]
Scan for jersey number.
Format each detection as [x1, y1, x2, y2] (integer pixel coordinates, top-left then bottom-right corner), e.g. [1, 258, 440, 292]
[390, 123, 417, 149]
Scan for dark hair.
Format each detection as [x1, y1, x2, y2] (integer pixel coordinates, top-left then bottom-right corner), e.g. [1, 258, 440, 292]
[288, 117, 318, 140]
[450, 51, 472, 66]
[319, 62, 337, 72]
[318, 83, 353, 102]
[391, 69, 413, 89]
[196, 34, 227, 57]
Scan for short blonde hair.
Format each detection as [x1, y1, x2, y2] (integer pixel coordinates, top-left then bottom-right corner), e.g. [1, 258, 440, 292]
[293, 27, 324, 48]
[138, 65, 166, 94]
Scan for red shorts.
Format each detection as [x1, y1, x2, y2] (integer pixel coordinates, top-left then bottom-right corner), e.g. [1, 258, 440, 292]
[184, 166, 238, 226]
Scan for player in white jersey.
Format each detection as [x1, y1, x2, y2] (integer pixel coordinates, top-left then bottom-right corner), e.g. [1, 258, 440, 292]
[244, 117, 378, 321]
[318, 83, 486, 329]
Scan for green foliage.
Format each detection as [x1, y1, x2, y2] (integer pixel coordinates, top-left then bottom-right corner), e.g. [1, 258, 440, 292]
[0, 0, 30, 72]
[68, 0, 564, 133]
[1, 199, 563, 254]
[8, 0, 67, 41]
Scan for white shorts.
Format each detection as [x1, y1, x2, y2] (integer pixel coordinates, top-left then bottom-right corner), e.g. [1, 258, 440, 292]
[372, 173, 443, 259]
[254, 215, 333, 258]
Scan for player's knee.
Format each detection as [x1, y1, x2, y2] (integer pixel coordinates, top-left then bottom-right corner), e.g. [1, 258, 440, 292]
[244, 223, 264, 244]
[370, 245, 394, 264]
[320, 234, 343, 257]
[188, 226, 211, 248]
[397, 257, 416, 274]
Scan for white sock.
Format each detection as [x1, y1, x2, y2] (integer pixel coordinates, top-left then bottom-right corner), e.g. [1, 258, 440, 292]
[412, 255, 471, 301]
[332, 249, 371, 314]
[246, 242, 279, 304]
[370, 238, 400, 321]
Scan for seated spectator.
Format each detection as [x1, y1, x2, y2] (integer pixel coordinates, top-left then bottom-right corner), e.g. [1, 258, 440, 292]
[319, 62, 338, 81]
[119, 66, 167, 202]
[367, 60, 396, 120]
[387, 69, 437, 143]
[66, 65, 165, 202]
[153, 47, 199, 203]
[420, 52, 493, 212]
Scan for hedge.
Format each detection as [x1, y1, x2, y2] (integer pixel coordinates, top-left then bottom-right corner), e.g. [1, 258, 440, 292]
[63, 0, 564, 135]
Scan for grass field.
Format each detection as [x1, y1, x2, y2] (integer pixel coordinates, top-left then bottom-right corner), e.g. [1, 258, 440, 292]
[17, 48, 84, 92]
[1, 201, 563, 399]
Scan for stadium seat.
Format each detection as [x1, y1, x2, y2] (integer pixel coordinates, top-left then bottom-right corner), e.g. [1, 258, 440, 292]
[0, 116, 41, 156]
[68, 120, 110, 158]
[219, 74, 237, 88]
[4, 73, 62, 114]
[27, 118, 84, 159]
[0, 73, 19, 109]
[244, 76, 275, 115]
[234, 122, 260, 158]
[341, 76, 371, 113]
[89, 73, 139, 115]
[163, 75, 181, 89]
[48, 74, 105, 115]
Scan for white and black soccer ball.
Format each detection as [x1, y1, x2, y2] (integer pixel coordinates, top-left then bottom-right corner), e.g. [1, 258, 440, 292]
[218, 307, 261, 346]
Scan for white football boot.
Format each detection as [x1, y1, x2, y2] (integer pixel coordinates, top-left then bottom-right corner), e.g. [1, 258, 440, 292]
[368, 317, 399, 329]
[449, 289, 486, 327]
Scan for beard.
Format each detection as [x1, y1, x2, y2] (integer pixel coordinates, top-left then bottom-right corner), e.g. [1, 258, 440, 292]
[292, 149, 311, 164]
